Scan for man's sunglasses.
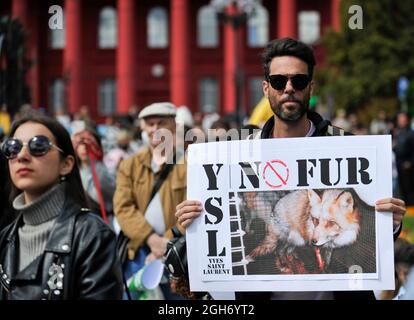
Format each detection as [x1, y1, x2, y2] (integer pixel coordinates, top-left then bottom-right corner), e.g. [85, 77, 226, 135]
[268, 74, 310, 91]
[1, 135, 64, 160]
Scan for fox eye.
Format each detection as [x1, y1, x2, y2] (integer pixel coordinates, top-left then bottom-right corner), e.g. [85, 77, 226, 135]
[312, 217, 319, 226]
[326, 220, 339, 228]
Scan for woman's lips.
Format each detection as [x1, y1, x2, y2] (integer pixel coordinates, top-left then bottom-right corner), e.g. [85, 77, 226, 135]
[16, 168, 34, 175]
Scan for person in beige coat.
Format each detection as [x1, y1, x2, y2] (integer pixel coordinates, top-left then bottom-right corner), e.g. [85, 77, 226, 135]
[113, 102, 186, 264]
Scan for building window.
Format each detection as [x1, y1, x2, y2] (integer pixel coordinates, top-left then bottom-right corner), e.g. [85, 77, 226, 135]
[49, 79, 65, 113]
[98, 6, 117, 49]
[199, 78, 218, 113]
[50, 12, 65, 49]
[197, 6, 218, 48]
[98, 79, 116, 116]
[147, 7, 168, 48]
[248, 77, 263, 112]
[298, 11, 320, 44]
[247, 5, 268, 48]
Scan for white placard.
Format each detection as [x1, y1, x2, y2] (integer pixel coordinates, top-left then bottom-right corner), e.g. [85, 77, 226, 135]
[186, 135, 394, 292]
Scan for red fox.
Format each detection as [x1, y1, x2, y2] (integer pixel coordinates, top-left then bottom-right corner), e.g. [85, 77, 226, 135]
[245, 189, 361, 270]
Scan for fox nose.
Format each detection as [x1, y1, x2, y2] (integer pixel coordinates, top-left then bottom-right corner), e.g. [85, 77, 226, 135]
[311, 239, 318, 246]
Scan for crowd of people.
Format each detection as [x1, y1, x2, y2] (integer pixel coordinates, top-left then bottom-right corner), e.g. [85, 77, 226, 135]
[0, 37, 413, 300]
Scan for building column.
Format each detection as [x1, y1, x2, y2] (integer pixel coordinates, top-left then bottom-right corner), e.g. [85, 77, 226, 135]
[331, 0, 341, 31]
[63, 0, 82, 114]
[277, 0, 297, 38]
[12, 0, 39, 108]
[170, 0, 190, 107]
[12, 0, 28, 27]
[116, 0, 136, 114]
[223, 4, 237, 115]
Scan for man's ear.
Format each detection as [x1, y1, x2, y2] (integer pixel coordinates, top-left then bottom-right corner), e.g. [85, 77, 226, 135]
[59, 155, 75, 177]
[263, 80, 269, 98]
[309, 80, 315, 96]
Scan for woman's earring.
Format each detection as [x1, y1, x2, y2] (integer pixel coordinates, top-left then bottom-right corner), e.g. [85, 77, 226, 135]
[60, 175, 67, 182]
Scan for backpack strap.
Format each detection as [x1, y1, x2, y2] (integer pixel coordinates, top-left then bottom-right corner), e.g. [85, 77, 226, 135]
[327, 125, 345, 136]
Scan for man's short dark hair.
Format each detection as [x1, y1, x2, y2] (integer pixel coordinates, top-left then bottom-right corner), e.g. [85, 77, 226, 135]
[262, 38, 316, 80]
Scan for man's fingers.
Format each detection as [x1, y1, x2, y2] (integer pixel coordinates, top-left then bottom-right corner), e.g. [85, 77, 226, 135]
[375, 197, 406, 207]
[176, 200, 202, 211]
[175, 205, 203, 217]
[177, 211, 199, 223]
[375, 202, 406, 214]
[181, 219, 191, 229]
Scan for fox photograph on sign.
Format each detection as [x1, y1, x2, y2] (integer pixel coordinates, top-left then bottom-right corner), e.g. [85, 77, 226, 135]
[232, 188, 375, 276]
[186, 135, 394, 292]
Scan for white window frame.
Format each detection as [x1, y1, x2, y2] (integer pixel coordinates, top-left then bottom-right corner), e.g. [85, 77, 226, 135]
[98, 6, 117, 49]
[98, 79, 117, 116]
[298, 11, 321, 45]
[147, 7, 169, 48]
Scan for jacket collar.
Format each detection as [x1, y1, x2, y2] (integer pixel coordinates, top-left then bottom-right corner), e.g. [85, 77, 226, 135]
[136, 145, 181, 170]
[43, 197, 83, 253]
[261, 111, 331, 139]
[137, 146, 152, 169]
[6, 196, 82, 254]
[1, 197, 82, 280]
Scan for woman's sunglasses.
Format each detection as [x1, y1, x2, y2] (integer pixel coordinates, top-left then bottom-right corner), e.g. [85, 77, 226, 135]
[268, 74, 310, 91]
[1, 135, 64, 160]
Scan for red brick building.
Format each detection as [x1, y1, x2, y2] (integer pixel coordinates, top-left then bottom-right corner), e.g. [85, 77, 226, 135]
[0, 0, 341, 120]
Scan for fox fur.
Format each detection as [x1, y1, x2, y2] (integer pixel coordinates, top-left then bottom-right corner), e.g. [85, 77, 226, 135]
[245, 189, 361, 266]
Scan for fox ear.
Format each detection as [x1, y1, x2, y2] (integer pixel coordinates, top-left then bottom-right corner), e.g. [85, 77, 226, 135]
[338, 192, 354, 211]
[307, 189, 321, 206]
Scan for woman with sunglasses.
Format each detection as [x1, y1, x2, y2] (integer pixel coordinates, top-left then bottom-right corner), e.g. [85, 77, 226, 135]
[0, 114, 123, 300]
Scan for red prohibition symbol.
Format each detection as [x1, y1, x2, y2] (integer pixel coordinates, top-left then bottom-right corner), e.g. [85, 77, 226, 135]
[262, 160, 289, 189]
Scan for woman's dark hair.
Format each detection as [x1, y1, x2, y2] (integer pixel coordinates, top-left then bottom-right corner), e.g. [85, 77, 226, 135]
[262, 37, 316, 80]
[6, 114, 87, 207]
[85, 126, 103, 150]
[0, 152, 15, 230]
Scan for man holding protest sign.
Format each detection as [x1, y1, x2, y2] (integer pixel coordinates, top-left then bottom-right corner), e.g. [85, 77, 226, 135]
[175, 38, 406, 300]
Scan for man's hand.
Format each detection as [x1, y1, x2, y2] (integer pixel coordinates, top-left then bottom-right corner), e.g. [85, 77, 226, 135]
[175, 200, 203, 228]
[146, 233, 169, 258]
[375, 197, 406, 229]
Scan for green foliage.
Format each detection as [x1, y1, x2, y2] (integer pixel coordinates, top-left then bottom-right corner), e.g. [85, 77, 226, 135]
[319, 0, 414, 118]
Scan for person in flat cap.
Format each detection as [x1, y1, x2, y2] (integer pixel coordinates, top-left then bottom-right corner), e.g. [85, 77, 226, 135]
[113, 102, 186, 299]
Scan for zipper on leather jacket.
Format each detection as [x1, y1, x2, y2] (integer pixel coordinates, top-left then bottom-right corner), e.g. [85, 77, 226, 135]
[0, 264, 11, 293]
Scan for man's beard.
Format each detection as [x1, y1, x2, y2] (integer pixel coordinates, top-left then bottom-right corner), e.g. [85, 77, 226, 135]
[270, 94, 309, 122]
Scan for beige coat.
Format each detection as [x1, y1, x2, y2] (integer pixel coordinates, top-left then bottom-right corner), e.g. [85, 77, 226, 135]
[113, 147, 186, 259]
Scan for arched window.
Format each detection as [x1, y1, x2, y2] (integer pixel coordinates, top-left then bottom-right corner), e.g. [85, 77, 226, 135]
[197, 6, 218, 48]
[49, 79, 65, 113]
[298, 11, 320, 44]
[247, 5, 268, 48]
[147, 7, 168, 48]
[99, 7, 117, 49]
[98, 79, 116, 115]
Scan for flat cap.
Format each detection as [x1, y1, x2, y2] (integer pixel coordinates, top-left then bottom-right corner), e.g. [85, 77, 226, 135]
[138, 102, 177, 119]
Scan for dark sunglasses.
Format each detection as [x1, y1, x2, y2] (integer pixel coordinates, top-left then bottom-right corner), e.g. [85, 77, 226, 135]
[268, 74, 310, 91]
[1, 135, 64, 160]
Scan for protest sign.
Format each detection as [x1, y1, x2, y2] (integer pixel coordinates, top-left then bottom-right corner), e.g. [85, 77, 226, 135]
[186, 135, 394, 292]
